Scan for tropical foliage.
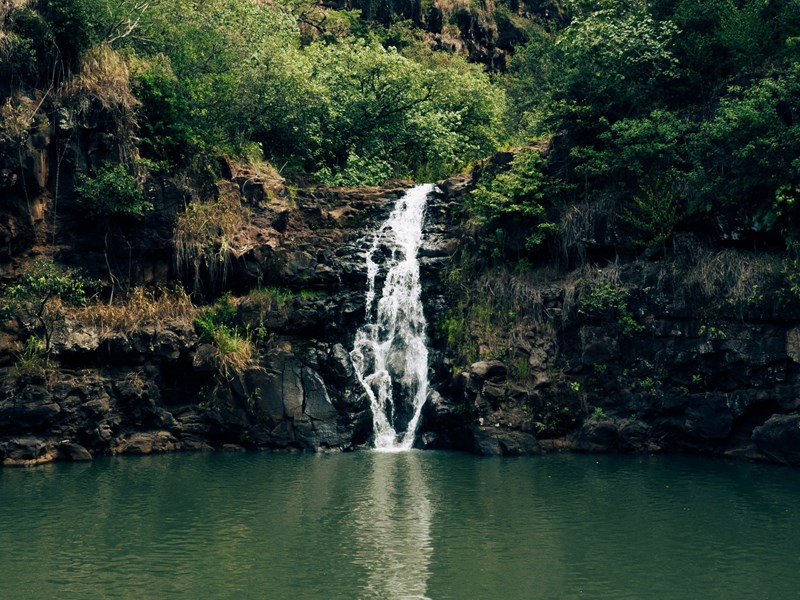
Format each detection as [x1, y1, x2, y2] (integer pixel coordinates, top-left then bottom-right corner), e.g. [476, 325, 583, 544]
[482, 0, 800, 262]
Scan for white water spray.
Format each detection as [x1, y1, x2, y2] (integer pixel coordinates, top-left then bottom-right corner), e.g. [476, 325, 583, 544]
[351, 184, 434, 451]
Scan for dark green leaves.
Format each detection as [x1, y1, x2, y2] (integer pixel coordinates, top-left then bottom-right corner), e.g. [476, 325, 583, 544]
[75, 163, 150, 218]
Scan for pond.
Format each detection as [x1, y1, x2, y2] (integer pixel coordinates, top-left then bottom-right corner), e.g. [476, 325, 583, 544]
[2, 451, 799, 599]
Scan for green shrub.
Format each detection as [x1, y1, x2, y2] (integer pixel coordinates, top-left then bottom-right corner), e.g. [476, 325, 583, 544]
[467, 147, 559, 259]
[315, 150, 394, 187]
[619, 176, 681, 249]
[1, 257, 95, 354]
[578, 278, 642, 336]
[75, 163, 150, 218]
[9, 336, 48, 378]
[195, 293, 256, 377]
[250, 286, 325, 311]
[195, 292, 236, 338]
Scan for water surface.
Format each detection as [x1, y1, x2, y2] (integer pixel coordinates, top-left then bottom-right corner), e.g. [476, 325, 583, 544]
[1, 451, 799, 599]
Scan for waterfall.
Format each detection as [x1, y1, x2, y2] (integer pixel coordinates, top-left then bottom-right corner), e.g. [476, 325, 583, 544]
[350, 184, 434, 452]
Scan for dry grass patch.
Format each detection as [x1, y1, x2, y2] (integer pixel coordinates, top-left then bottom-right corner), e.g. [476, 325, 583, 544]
[62, 43, 140, 162]
[557, 196, 618, 267]
[64, 44, 139, 114]
[71, 286, 196, 336]
[672, 247, 785, 313]
[443, 264, 560, 366]
[0, 94, 36, 145]
[174, 195, 253, 294]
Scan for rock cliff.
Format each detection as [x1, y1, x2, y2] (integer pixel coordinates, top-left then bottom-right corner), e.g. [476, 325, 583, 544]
[4, 122, 800, 467]
[0, 143, 424, 463]
[418, 171, 800, 466]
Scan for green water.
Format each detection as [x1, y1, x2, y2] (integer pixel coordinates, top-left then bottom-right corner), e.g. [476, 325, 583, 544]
[1, 451, 799, 599]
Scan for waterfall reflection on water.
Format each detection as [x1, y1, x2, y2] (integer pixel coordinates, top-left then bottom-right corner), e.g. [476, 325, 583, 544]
[351, 184, 434, 451]
[349, 451, 433, 600]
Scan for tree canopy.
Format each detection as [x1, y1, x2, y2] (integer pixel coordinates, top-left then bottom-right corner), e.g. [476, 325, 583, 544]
[2, 0, 799, 248]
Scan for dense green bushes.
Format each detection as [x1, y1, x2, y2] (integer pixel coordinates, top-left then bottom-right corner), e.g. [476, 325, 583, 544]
[467, 147, 559, 257]
[480, 0, 800, 264]
[4, 0, 799, 250]
[2, 0, 507, 183]
[304, 40, 505, 184]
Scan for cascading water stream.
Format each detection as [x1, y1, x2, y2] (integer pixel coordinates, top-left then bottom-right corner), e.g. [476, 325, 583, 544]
[350, 184, 434, 452]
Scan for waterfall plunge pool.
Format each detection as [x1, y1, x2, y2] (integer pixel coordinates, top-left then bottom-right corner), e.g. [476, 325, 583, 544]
[2, 451, 799, 599]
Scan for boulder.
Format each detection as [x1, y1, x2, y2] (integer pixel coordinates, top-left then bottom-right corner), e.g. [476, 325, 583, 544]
[58, 324, 101, 354]
[115, 431, 179, 455]
[4, 386, 61, 430]
[192, 343, 220, 372]
[786, 327, 800, 363]
[472, 426, 539, 456]
[470, 360, 508, 383]
[618, 420, 653, 452]
[282, 359, 305, 420]
[580, 326, 619, 365]
[302, 368, 337, 421]
[2, 436, 57, 465]
[58, 442, 93, 462]
[575, 419, 619, 452]
[4, 436, 48, 460]
[752, 414, 800, 464]
[248, 367, 285, 421]
[327, 343, 354, 382]
[682, 395, 734, 440]
[421, 390, 463, 429]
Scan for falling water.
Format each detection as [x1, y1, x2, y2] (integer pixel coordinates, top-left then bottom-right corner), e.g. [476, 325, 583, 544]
[351, 184, 434, 451]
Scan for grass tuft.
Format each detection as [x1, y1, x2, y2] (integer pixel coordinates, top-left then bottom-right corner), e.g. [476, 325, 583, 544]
[174, 195, 252, 294]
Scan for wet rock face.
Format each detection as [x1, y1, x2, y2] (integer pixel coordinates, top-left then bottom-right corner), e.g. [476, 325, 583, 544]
[225, 182, 413, 294]
[7, 139, 800, 467]
[0, 88, 430, 463]
[0, 313, 370, 463]
[422, 262, 800, 463]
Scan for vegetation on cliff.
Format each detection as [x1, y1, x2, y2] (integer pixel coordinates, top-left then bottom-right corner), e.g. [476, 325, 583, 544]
[1, 0, 507, 185]
[6, 0, 796, 243]
[480, 0, 800, 262]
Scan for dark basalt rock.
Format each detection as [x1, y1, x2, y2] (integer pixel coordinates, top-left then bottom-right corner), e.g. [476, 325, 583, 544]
[472, 426, 539, 456]
[469, 360, 508, 383]
[0, 174, 432, 462]
[114, 431, 180, 455]
[414, 168, 800, 467]
[574, 420, 619, 452]
[752, 415, 800, 465]
[58, 442, 93, 462]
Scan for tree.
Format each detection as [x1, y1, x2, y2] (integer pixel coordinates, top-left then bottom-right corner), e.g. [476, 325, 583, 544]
[688, 63, 800, 241]
[1, 258, 94, 355]
[554, 6, 680, 130]
[133, 0, 303, 160]
[467, 147, 559, 258]
[303, 39, 506, 184]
